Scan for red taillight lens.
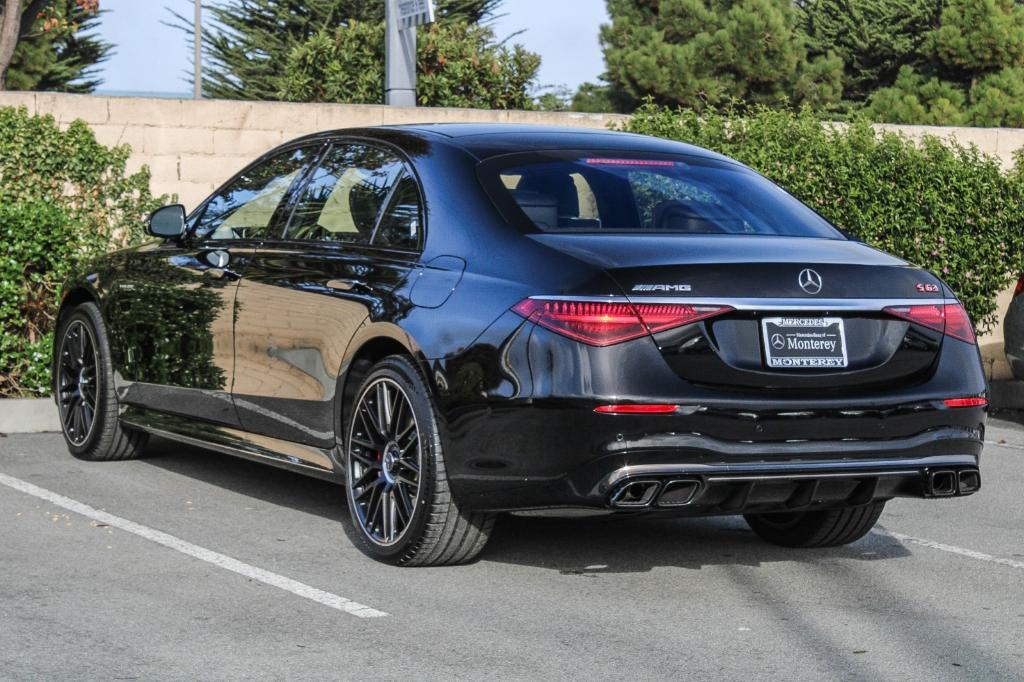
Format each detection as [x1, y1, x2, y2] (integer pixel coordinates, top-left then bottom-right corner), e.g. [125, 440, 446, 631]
[512, 298, 732, 346]
[882, 303, 976, 345]
[1014, 277, 1024, 299]
[594, 404, 679, 414]
[943, 397, 987, 408]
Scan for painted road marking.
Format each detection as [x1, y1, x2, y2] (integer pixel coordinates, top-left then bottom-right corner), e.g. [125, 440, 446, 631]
[878, 529, 1024, 571]
[0, 472, 387, 618]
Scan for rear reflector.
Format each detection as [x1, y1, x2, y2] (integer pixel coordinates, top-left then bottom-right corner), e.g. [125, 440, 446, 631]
[882, 303, 976, 344]
[594, 404, 679, 414]
[512, 298, 732, 346]
[943, 397, 987, 408]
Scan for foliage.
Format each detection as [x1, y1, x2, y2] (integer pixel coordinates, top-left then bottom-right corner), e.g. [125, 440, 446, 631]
[625, 103, 1024, 332]
[5, 0, 110, 92]
[797, 0, 940, 104]
[864, 0, 1024, 126]
[0, 107, 166, 397]
[168, 0, 506, 101]
[599, 0, 843, 113]
[279, 20, 539, 109]
[864, 65, 968, 125]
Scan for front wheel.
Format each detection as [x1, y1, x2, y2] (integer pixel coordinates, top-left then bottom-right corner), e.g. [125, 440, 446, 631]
[54, 303, 148, 461]
[744, 502, 885, 548]
[343, 356, 494, 566]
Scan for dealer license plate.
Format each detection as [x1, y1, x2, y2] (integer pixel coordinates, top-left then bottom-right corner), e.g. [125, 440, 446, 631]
[761, 317, 848, 369]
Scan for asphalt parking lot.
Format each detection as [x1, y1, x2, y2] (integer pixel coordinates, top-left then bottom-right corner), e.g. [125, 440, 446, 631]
[1, 421, 1023, 681]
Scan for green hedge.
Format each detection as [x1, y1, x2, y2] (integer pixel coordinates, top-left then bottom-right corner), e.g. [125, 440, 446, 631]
[0, 107, 166, 397]
[624, 104, 1024, 334]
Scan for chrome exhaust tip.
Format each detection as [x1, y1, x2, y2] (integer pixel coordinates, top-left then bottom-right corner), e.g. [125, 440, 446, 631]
[928, 469, 957, 497]
[957, 468, 981, 495]
[657, 479, 702, 507]
[610, 480, 660, 508]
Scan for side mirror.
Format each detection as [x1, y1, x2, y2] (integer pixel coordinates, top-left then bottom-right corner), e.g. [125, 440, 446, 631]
[147, 204, 187, 239]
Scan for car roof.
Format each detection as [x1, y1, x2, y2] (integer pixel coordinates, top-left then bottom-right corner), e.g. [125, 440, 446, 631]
[294, 123, 731, 164]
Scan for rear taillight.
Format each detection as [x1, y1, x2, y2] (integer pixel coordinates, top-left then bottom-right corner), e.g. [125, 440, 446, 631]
[512, 298, 732, 346]
[882, 303, 976, 345]
[1015, 277, 1024, 299]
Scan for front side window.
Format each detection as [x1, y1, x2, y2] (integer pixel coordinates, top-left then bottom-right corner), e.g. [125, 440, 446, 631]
[483, 152, 844, 239]
[193, 146, 316, 240]
[286, 143, 410, 245]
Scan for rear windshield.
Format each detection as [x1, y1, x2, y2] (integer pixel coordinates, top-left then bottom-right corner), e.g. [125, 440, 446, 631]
[479, 152, 843, 239]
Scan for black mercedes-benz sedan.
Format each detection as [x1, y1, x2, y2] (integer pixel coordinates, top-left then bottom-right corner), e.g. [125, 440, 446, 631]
[54, 124, 986, 565]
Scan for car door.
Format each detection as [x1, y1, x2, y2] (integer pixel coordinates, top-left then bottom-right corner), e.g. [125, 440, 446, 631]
[230, 140, 424, 452]
[106, 144, 322, 426]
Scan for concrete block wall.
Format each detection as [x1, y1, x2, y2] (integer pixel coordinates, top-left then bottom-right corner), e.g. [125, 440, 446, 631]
[0, 92, 1016, 379]
[0, 92, 628, 209]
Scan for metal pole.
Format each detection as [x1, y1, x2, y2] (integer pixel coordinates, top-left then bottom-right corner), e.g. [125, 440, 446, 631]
[384, 0, 416, 106]
[193, 0, 202, 100]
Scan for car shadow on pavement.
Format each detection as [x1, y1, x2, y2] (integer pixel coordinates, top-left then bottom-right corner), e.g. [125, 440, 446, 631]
[480, 513, 913, 573]
[140, 437, 913, 572]
[141, 436, 348, 523]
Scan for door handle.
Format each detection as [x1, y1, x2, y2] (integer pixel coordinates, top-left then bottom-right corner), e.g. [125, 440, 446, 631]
[326, 278, 363, 291]
[204, 267, 241, 281]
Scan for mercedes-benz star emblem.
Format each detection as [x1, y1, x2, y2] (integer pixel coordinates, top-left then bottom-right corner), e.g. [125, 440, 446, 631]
[798, 268, 823, 295]
[771, 333, 786, 350]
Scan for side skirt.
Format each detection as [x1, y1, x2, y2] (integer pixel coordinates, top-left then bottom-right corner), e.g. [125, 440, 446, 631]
[120, 406, 343, 483]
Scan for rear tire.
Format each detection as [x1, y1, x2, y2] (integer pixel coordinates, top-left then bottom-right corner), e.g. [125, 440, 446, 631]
[343, 355, 495, 566]
[744, 502, 885, 548]
[54, 303, 148, 461]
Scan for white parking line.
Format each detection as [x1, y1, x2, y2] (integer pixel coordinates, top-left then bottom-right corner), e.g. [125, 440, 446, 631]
[877, 529, 1024, 571]
[0, 472, 387, 618]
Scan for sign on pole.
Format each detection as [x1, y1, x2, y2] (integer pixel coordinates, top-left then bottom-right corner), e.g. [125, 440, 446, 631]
[396, 0, 436, 30]
[385, 0, 435, 107]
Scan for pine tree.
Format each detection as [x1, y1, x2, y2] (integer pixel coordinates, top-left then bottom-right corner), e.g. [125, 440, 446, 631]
[600, 0, 842, 112]
[0, 0, 109, 91]
[797, 0, 940, 104]
[168, 0, 504, 101]
[865, 0, 1024, 126]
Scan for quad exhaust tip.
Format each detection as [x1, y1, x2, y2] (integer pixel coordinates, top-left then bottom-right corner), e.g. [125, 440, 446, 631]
[610, 480, 660, 507]
[926, 468, 980, 497]
[657, 479, 702, 507]
[610, 478, 704, 508]
[929, 470, 957, 497]
[957, 469, 981, 495]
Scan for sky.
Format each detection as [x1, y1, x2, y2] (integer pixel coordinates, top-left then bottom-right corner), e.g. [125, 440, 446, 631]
[94, 0, 609, 97]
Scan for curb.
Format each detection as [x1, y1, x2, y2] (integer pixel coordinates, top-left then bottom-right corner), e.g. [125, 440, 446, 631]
[0, 398, 60, 434]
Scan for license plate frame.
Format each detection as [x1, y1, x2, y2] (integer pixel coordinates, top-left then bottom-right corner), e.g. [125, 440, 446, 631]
[761, 316, 849, 370]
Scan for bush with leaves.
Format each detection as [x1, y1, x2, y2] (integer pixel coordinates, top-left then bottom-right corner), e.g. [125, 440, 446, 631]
[624, 103, 1024, 332]
[280, 20, 539, 109]
[0, 106, 166, 397]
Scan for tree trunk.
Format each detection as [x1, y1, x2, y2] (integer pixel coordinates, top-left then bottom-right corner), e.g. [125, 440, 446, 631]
[0, 0, 24, 90]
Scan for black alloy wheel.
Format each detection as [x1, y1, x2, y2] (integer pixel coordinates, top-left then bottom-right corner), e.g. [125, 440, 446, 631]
[54, 303, 148, 461]
[348, 377, 422, 546]
[343, 356, 494, 566]
[56, 319, 99, 446]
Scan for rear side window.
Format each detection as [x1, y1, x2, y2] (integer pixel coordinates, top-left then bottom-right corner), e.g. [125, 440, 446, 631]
[481, 152, 843, 239]
[286, 142, 420, 249]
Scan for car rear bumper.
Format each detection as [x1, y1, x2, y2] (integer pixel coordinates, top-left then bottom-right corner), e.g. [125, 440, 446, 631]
[445, 407, 985, 513]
